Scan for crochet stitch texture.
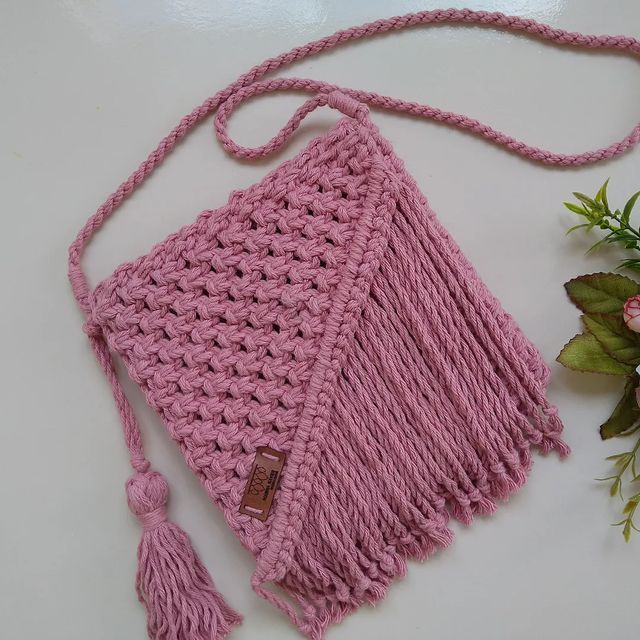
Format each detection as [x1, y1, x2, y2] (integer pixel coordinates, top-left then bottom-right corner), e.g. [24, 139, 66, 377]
[69, 8, 640, 640]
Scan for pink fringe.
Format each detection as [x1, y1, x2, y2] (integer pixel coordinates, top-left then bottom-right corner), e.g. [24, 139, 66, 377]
[127, 472, 242, 640]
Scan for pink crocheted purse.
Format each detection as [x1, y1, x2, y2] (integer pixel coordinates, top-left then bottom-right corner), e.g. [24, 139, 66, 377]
[68, 9, 640, 640]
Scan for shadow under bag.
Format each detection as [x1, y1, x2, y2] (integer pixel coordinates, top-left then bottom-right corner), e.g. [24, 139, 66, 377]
[68, 8, 640, 640]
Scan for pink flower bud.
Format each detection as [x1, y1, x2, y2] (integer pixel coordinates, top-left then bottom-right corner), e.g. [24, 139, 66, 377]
[623, 295, 640, 333]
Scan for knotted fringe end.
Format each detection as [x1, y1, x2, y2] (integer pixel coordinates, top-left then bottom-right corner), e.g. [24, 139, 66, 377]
[126, 471, 242, 640]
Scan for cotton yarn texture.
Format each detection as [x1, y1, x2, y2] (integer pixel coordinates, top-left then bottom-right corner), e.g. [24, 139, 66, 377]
[68, 9, 640, 640]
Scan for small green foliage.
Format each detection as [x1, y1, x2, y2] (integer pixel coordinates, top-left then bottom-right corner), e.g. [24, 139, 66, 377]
[602, 436, 640, 541]
[560, 180, 640, 540]
[565, 179, 640, 272]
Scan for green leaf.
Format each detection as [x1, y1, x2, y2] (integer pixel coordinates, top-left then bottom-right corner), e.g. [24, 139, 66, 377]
[582, 314, 640, 364]
[595, 178, 610, 208]
[610, 476, 622, 497]
[574, 192, 600, 209]
[557, 333, 635, 376]
[586, 233, 615, 254]
[566, 223, 591, 235]
[606, 452, 632, 466]
[623, 495, 640, 512]
[622, 191, 640, 223]
[564, 202, 588, 215]
[600, 375, 640, 439]
[564, 273, 640, 314]
[618, 259, 640, 273]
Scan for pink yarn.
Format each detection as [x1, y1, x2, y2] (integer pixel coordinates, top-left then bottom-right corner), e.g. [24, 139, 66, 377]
[126, 472, 242, 639]
[68, 9, 640, 640]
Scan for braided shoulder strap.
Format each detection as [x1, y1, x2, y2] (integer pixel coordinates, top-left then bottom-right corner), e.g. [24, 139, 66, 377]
[66, 10, 640, 636]
[70, 8, 640, 313]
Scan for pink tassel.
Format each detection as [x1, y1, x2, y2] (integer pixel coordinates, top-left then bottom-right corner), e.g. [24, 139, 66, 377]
[126, 471, 242, 640]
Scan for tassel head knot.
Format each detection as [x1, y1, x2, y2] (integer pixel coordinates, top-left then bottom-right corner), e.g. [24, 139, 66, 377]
[126, 471, 169, 517]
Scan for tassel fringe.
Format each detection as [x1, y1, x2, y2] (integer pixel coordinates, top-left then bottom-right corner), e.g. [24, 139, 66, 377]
[126, 471, 242, 640]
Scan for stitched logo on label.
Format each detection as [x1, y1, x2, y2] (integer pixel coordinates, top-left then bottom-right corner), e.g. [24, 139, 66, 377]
[239, 447, 286, 521]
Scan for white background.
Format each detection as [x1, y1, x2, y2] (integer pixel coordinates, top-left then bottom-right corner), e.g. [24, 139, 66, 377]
[2, 1, 639, 639]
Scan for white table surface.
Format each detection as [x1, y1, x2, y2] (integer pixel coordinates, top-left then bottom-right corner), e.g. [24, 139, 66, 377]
[2, 1, 639, 639]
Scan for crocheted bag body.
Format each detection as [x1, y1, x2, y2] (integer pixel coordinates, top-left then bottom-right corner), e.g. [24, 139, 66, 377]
[68, 9, 640, 640]
[89, 109, 565, 637]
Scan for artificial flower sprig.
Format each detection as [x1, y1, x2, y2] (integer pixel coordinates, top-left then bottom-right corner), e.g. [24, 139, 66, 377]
[564, 179, 640, 272]
[558, 180, 640, 541]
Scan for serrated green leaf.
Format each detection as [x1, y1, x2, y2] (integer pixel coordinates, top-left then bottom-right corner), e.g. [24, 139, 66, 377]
[557, 333, 635, 376]
[600, 375, 640, 439]
[564, 273, 640, 314]
[622, 190, 640, 223]
[582, 314, 640, 364]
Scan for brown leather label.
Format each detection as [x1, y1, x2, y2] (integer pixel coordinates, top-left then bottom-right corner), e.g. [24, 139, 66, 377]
[239, 447, 286, 521]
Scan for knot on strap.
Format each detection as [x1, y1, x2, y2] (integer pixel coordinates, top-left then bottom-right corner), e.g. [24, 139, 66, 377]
[327, 90, 368, 121]
[83, 318, 102, 337]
